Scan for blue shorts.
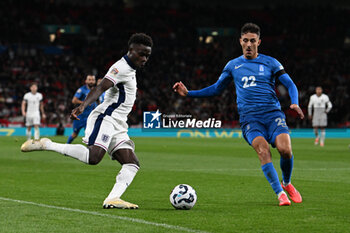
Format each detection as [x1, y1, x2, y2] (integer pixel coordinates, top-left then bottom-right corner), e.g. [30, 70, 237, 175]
[73, 118, 88, 134]
[240, 110, 289, 147]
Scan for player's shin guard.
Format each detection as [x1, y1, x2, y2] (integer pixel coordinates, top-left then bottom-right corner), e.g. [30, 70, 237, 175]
[280, 155, 293, 185]
[45, 141, 89, 164]
[26, 128, 31, 140]
[262, 162, 283, 195]
[105, 164, 139, 200]
[34, 127, 40, 140]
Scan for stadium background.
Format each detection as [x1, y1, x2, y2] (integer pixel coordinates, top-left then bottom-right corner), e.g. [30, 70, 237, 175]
[1, 1, 350, 233]
[1, 0, 350, 130]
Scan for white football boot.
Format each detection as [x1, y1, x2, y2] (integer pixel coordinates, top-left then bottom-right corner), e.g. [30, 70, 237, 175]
[21, 138, 52, 152]
[103, 198, 139, 209]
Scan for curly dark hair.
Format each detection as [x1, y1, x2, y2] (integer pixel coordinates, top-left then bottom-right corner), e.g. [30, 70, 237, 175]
[241, 23, 260, 37]
[128, 33, 153, 48]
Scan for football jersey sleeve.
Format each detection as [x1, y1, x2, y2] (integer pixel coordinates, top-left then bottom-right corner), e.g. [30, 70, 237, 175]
[325, 95, 333, 113]
[74, 88, 83, 99]
[23, 93, 29, 101]
[38, 93, 43, 101]
[308, 95, 315, 115]
[104, 64, 129, 86]
[271, 58, 285, 77]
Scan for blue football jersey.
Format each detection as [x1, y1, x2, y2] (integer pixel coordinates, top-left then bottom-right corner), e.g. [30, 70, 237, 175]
[221, 54, 285, 116]
[74, 85, 97, 119]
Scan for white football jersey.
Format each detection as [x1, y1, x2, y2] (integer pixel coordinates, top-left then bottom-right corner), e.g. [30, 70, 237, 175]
[93, 56, 137, 122]
[308, 94, 332, 116]
[23, 92, 43, 117]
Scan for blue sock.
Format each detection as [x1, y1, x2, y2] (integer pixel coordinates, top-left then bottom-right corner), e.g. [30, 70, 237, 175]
[261, 162, 283, 195]
[67, 135, 74, 144]
[280, 155, 293, 185]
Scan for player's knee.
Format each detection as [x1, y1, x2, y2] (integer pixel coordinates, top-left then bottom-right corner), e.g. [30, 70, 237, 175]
[278, 147, 292, 158]
[88, 147, 105, 165]
[132, 156, 140, 167]
[258, 148, 270, 158]
[113, 149, 140, 167]
[88, 156, 101, 165]
[123, 153, 140, 167]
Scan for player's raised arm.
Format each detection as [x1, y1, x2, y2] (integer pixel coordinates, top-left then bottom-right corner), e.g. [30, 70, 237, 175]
[71, 78, 113, 120]
[173, 69, 232, 98]
[278, 73, 304, 119]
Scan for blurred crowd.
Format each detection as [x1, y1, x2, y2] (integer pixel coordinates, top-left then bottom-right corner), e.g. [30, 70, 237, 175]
[1, 0, 349, 128]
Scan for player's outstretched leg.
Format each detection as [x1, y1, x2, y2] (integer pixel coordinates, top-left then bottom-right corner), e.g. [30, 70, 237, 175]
[276, 134, 302, 203]
[252, 136, 290, 206]
[103, 149, 139, 209]
[21, 138, 90, 164]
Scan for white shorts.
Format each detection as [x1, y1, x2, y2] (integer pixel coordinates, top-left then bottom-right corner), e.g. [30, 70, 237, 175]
[25, 115, 40, 126]
[312, 115, 327, 127]
[82, 111, 135, 158]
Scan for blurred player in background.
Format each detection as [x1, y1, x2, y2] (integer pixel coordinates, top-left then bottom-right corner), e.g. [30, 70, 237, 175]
[21, 33, 153, 209]
[66, 75, 97, 144]
[173, 23, 304, 206]
[97, 78, 105, 104]
[21, 83, 46, 141]
[308, 86, 332, 147]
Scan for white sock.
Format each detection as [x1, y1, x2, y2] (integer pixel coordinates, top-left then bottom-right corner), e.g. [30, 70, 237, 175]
[282, 181, 291, 186]
[277, 191, 286, 198]
[320, 129, 326, 144]
[44, 141, 89, 164]
[26, 128, 31, 140]
[34, 127, 40, 140]
[105, 163, 139, 201]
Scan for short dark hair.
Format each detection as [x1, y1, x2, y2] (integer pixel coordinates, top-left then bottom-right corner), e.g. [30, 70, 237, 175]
[241, 23, 260, 37]
[128, 33, 153, 48]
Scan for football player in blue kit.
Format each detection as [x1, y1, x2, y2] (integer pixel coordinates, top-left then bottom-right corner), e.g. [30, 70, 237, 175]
[173, 23, 304, 206]
[67, 75, 97, 144]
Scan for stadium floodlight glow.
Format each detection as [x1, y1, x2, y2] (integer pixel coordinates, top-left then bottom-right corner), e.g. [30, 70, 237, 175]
[205, 36, 213, 44]
[211, 31, 218, 36]
[49, 34, 56, 42]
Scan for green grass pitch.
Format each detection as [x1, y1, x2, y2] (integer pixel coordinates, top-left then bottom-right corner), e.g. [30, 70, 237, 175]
[0, 136, 349, 233]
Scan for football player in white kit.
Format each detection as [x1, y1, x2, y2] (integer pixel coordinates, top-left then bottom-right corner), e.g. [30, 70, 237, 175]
[21, 33, 153, 209]
[21, 83, 46, 141]
[308, 86, 332, 146]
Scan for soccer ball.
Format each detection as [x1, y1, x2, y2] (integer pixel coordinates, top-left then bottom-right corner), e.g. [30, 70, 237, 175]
[170, 184, 197, 210]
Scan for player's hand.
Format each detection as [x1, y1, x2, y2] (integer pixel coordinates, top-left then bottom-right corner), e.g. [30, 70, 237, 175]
[308, 115, 312, 120]
[42, 113, 46, 119]
[22, 112, 26, 117]
[290, 104, 304, 119]
[70, 105, 84, 120]
[173, 81, 188, 96]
